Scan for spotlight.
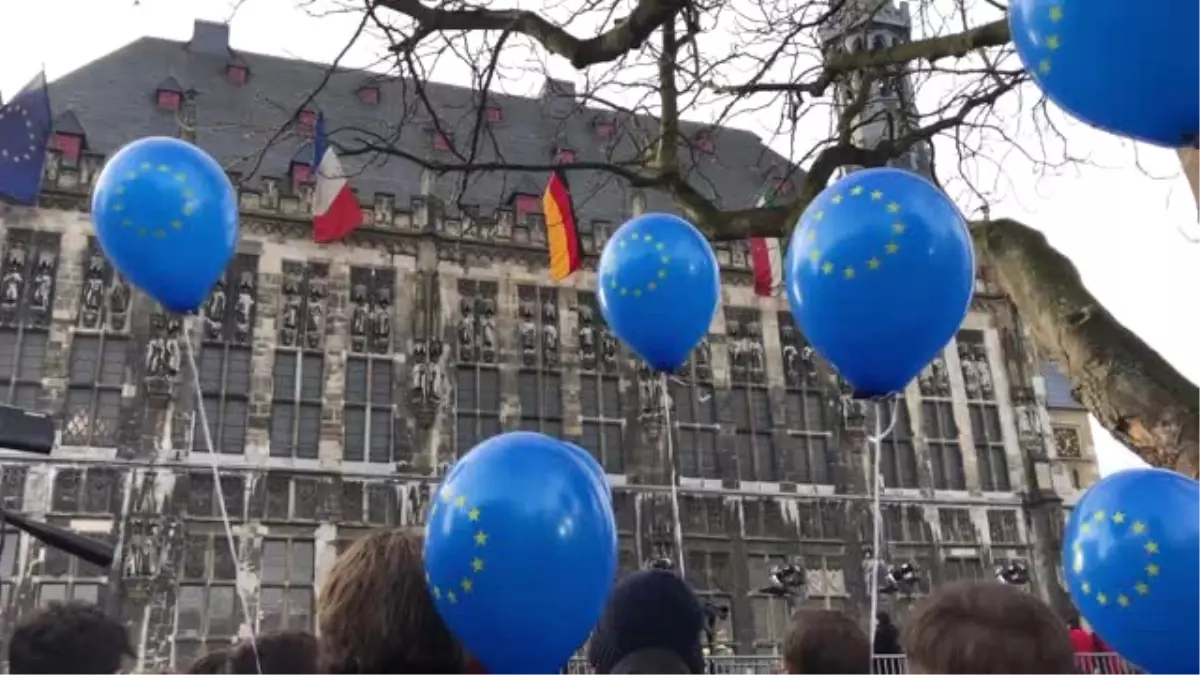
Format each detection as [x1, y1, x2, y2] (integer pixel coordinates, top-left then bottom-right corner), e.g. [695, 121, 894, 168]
[996, 560, 1030, 585]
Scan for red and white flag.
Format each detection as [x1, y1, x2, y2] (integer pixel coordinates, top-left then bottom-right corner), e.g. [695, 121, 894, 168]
[749, 236, 783, 297]
[312, 113, 362, 243]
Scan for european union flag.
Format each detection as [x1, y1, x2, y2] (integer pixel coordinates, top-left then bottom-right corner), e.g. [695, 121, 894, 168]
[0, 71, 53, 206]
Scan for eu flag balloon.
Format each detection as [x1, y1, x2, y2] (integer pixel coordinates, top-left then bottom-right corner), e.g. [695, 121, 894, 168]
[1009, 0, 1198, 148]
[566, 441, 611, 503]
[785, 168, 974, 398]
[598, 213, 719, 372]
[1063, 468, 1199, 674]
[424, 432, 617, 674]
[92, 137, 238, 313]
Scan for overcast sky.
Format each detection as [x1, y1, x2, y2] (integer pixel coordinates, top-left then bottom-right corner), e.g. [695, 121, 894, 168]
[1, 0, 1195, 477]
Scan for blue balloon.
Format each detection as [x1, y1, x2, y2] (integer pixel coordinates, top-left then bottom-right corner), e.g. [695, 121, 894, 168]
[92, 137, 239, 313]
[566, 441, 611, 503]
[424, 432, 617, 674]
[598, 213, 719, 372]
[1009, 0, 1198, 147]
[785, 168, 974, 397]
[1063, 468, 1199, 674]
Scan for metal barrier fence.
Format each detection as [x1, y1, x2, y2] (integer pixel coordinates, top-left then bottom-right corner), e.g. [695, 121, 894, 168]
[566, 653, 1136, 674]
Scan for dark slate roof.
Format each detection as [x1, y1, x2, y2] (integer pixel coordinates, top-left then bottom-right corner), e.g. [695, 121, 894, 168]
[45, 21, 794, 227]
[1042, 362, 1085, 410]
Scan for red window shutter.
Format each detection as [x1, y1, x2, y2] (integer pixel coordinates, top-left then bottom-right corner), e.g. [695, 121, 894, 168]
[596, 121, 616, 140]
[485, 105, 503, 123]
[226, 65, 248, 86]
[695, 132, 715, 153]
[291, 162, 312, 191]
[156, 90, 181, 111]
[514, 194, 540, 218]
[297, 110, 316, 136]
[359, 87, 379, 104]
[433, 133, 453, 151]
[555, 149, 576, 164]
[51, 134, 82, 162]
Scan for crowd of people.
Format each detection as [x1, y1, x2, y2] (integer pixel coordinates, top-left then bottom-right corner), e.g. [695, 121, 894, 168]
[5, 530, 1120, 674]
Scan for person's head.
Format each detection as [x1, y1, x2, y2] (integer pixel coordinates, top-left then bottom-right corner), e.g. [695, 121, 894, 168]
[781, 610, 870, 674]
[902, 580, 1076, 674]
[609, 648, 692, 674]
[8, 601, 134, 674]
[876, 611, 892, 627]
[227, 631, 318, 674]
[186, 650, 229, 674]
[587, 570, 705, 675]
[317, 530, 463, 673]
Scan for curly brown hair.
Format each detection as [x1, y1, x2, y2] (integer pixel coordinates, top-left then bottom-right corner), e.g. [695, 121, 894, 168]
[781, 610, 870, 674]
[317, 530, 463, 673]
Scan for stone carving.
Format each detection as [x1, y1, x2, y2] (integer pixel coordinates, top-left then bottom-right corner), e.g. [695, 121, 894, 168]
[277, 265, 327, 350]
[204, 280, 227, 339]
[918, 354, 951, 397]
[233, 271, 255, 344]
[638, 362, 666, 439]
[145, 312, 182, 379]
[958, 342, 994, 400]
[541, 298, 559, 366]
[410, 339, 447, 426]
[0, 242, 27, 321]
[1053, 427, 1082, 458]
[370, 287, 391, 354]
[109, 278, 129, 331]
[123, 517, 180, 579]
[279, 270, 304, 348]
[779, 324, 816, 386]
[79, 251, 107, 329]
[350, 283, 370, 353]
[693, 339, 712, 380]
[729, 317, 765, 381]
[519, 299, 538, 366]
[578, 304, 598, 368]
[458, 292, 497, 364]
[840, 379, 868, 430]
[29, 251, 54, 319]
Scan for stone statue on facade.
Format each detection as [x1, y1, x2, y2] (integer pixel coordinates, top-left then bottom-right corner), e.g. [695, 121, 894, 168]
[0, 243, 26, 318]
[279, 274, 302, 347]
[305, 275, 327, 349]
[350, 283, 370, 353]
[29, 252, 54, 317]
[370, 287, 391, 354]
[108, 277, 130, 331]
[146, 313, 181, 379]
[79, 252, 106, 328]
[578, 304, 597, 368]
[745, 321, 765, 375]
[457, 297, 476, 361]
[204, 280, 227, 339]
[919, 355, 950, 397]
[519, 299, 538, 365]
[478, 298, 497, 360]
[233, 271, 255, 343]
[541, 299, 558, 365]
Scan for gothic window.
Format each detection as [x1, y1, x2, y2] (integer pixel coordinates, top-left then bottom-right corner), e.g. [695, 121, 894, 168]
[176, 533, 242, 661]
[728, 309, 774, 483]
[683, 549, 734, 650]
[516, 286, 562, 438]
[344, 266, 396, 464]
[0, 230, 58, 412]
[922, 372, 965, 490]
[454, 280, 500, 459]
[671, 342, 718, 479]
[578, 294, 625, 473]
[987, 509, 1021, 545]
[184, 472, 246, 521]
[882, 504, 931, 542]
[792, 500, 842, 540]
[259, 538, 315, 632]
[959, 331, 1009, 492]
[41, 470, 115, 609]
[878, 401, 919, 489]
[50, 467, 122, 515]
[189, 255, 258, 454]
[937, 508, 977, 544]
[336, 480, 398, 526]
[778, 317, 834, 485]
[37, 525, 111, 608]
[941, 557, 986, 583]
[62, 334, 126, 448]
[0, 529, 18, 610]
[748, 553, 791, 652]
[270, 263, 327, 459]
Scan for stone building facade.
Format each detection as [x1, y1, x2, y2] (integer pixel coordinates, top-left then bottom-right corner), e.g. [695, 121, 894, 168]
[0, 14, 1094, 671]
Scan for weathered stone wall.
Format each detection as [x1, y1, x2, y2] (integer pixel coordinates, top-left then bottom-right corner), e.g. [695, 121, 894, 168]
[0, 159, 1086, 669]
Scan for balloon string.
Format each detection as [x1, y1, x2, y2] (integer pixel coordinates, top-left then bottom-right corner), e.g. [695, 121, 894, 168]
[867, 396, 900, 659]
[659, 372, 686, 579]
[182, 317, 262, 675]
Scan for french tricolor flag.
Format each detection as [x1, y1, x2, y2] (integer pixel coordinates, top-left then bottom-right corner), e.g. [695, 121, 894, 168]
[312, 113, 362, 243]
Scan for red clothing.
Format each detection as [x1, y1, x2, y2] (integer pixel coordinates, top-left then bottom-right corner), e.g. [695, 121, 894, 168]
[1070, 627, 1101, 653]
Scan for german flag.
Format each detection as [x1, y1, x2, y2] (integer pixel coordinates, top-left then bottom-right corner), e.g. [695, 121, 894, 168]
[542, 169, 582, 282]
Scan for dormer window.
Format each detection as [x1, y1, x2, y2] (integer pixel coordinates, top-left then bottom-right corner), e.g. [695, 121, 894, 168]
[514, 194, 540, 219]
[50, 133, 82, 163]
[156, 90, 181, 112]
[433, 132, 453, 151]
[358, 86, 380, 105]
[771, 178, 794, 197]
[290, 161, 312, 192]
[594, 118, 617, 140]
[226, 64, 249, 86]
[485, 105, 503, 123]
[554, 148, 576, 164]
[694, 131, 715, 154]
[297, 110, 316, 136]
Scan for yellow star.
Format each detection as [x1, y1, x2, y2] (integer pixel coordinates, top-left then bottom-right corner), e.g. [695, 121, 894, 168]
[1073, 559, 1083, 573]
[122, 219, 133, 228]
[124, 171, 137, 180]
[454, 495, 466, 508]
[183, 188, 195, 199]
[831, 194, 843, 205]
[157, 164, 170, 173]
[136, 227, 148, 237]
[468, 507, 480, 522]
[113, 203, 124, 212]
[646, 282, 657, 292]
[619, 240, 627, 247]
[1080, 581, 1091, 595]
[447, 590, 458, 604]
[812, 210, 824, 221]
[1093, 510, 1106, 521]
[660, 255, 670, 264]
[472, 557, 485, 573]
[1146, 563, 1159, 577]
[885, 242, 899, 255]
[1039, 60, 1052, 74]
[850, 186, 864, 196]
[808, 250, 821, 263]
[643, 234, 653, 242]
[1049, 4, 1063, 21]
[1135, 582, 1149, 595]
[183, 202, 196, 216]
[821, 261, 834, 275]
[1145, 540, 1159, 554]
[657, 269, 667, 279]
[154, 229, 166, 239]
[655, 242, 664, 251]
[620, 287, 628, 296]
[1132, 521, 1146, 534]
[1073, 541, 1082, 552]
[867, 258, 881, 270]
[432, 586, 441, 599]
[114, 185, 125, 195]
[461, 578, 474, 593]
[870, 190, 883, 200]
[843, 266, 856, 279]
[1112, 512, 1125, 524]
[1080, 522, 1091, 534]
[632, 289, 642, 298]
[171, 220, 183, 230]
[609, 279, 617, 289]
[807, 230, 816, 242]
[441, 486, 454, 501]
[631, 232, 640, 240]
[1096, 593, 1108, 605]
[892, 223, 906, 234]
[886, 202, 900, 214]
[474, 531, 488, 546]
[140, 162, 151, 171]
[174, 172, 187, 182]
[1046, 35, 1061, 50]
[1116, 594, 1130, 608]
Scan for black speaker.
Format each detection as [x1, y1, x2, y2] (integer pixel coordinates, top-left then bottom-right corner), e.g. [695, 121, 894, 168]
[0, 404, 54, 455]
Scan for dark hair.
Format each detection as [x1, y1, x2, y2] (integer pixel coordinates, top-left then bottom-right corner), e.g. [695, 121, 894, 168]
[1067, 616, 1082, 630]
[781, 610, 870, 674]
[186, 650, 230, 674]
[902, 581, 1076, 674]
[8, 601, 134, 674]
[227, 631, 318, 674]
[876, 611, 892, 625]
[317, 530, 463, 673]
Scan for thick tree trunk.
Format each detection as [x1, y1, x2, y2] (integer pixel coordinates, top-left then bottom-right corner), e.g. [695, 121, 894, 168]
[972, 218, 1199, 477]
